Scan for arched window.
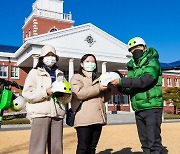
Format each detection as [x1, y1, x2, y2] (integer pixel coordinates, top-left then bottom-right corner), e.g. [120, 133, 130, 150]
[49, 27, 58, 32]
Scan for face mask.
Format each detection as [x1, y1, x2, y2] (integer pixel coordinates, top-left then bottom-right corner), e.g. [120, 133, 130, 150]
[132, 49, 144, 63]
[43, 56, 57, 67]
[83, 62, 96, 72]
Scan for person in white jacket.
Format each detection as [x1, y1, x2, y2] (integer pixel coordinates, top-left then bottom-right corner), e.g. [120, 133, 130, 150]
[22, 44, 66, 154]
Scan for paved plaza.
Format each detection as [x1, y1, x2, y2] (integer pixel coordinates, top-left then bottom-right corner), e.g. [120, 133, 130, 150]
[0, 117, 180, 154]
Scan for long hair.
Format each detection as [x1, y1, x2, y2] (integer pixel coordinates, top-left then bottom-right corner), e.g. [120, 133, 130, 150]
[34, 57, 44, 69]
[79, 54, 98, 75]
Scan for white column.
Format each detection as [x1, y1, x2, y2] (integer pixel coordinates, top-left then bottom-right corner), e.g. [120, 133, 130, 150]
[102, 62, 107, 74]
[68, 59, 74, 109]
[101, 62, 109, 112]
[68, 59, 74, 82]
[32, 54, 40, 68]
[129, 97, 134, 112]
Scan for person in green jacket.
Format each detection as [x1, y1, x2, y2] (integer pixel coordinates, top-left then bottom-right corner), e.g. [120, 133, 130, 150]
[111, 37, 164, 154]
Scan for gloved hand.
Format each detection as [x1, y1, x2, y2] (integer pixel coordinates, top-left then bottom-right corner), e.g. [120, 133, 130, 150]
[110, 78, 122, 87]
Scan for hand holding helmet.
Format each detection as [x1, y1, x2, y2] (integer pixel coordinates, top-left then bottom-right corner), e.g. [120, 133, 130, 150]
[51, 80, 72, 104]
[99, 72, 121, 87]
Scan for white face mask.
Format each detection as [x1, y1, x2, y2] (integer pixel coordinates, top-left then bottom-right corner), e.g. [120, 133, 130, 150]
[43, 56, 57, 67]
[83, 62, 96, 72]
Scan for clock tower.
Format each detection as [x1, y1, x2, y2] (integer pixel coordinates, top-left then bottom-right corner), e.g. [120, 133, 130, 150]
[22, 0, 74, 42]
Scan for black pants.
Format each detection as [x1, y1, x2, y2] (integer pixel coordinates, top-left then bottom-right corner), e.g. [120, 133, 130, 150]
[135, 108, 163, 154]
[75, 124, 102, 154]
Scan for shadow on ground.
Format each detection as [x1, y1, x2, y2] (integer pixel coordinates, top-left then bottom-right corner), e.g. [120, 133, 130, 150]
[97, 148, 142, 154]
[97, 146, 168, 154]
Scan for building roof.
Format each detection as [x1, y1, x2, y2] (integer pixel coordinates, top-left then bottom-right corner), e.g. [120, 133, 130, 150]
[161, 60, 180, 70]
[0, 44, 19, 53]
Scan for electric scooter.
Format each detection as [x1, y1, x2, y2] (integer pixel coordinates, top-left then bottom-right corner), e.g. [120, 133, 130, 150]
[0, 79, 24, 129]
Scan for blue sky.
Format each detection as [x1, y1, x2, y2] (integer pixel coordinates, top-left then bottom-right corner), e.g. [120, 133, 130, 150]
[0, 0, 180, 63]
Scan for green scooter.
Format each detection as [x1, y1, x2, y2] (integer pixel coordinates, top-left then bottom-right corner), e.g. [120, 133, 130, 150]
[0, 79, 24, 129]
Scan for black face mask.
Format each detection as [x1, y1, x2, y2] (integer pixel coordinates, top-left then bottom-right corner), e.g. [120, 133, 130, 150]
[132, 49, 144, 63]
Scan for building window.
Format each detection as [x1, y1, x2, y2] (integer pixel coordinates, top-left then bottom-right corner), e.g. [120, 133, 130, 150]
[26, 32, 28, 38]
[163, 100, 166, 106]
[11, 66, 19, 78]
[174, 78, 179, 87]
[108, 95, 113, 104]
[167, 78, 172, 87]
[108, 94, 129, 105]
[114, 94, 120, 105]
[49, 28, 58, 32]
[122, 95, 129, 105]
[0, 65, 8, 78]
[29, 29, 31, 37]
[162, 77, 164, 87]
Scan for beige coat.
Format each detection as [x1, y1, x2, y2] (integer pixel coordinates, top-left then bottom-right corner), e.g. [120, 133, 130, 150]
[22, 67, 66, 119]
[70, 70, 111, 127]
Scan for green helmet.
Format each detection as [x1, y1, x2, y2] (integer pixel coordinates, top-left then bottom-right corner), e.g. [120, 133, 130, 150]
[52, 80, 71, 94]
[128, 37, 146, 51]
[51, 80, 72, 104]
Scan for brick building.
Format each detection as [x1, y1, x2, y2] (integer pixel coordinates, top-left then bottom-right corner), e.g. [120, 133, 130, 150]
[161, 62, 180, 113]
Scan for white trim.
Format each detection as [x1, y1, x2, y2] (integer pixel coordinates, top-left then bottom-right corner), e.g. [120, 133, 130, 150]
[55, 47, 129, 63]
[23, 13, 74, 29]
[0, 52, 14, 58]
[162, 77, 165, 87]
[162, 71, 180, 75]
[25, 23, 129, 51]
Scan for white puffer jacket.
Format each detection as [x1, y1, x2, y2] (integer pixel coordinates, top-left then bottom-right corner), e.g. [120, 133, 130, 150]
[22, 67, 66, 119]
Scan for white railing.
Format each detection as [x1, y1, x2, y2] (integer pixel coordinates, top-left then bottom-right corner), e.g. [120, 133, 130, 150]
[25, 8, 72, 24]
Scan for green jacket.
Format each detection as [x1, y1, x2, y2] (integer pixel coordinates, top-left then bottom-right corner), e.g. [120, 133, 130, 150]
[121, 48, 163, 112]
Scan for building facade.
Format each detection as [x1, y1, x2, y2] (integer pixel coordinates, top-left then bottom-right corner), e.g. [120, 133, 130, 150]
[0, 0, 179, 114]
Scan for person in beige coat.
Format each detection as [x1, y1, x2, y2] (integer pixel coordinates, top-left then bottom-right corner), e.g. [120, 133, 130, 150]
[70, 54, 112, 154]
[22, 44, 66, 154]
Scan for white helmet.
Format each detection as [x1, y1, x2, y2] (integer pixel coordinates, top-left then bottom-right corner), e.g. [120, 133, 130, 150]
[51, 80, 72, 103]
[11, 96, 26, 111]
[128, 37, 146, 51]
[99, 72, 121, 86]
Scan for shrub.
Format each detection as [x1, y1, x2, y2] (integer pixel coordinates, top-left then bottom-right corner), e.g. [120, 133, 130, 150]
[2, 114, 30, 125]
[164, 113, 180, 119]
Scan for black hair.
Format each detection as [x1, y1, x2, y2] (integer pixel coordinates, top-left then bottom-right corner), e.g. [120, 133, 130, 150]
[79, 54, 98, 75]
[35, 57, 44, 69]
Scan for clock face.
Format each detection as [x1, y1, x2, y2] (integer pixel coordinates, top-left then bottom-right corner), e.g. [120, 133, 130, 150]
[85, 35, 96, 47]
[86, 36, 94, 44]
